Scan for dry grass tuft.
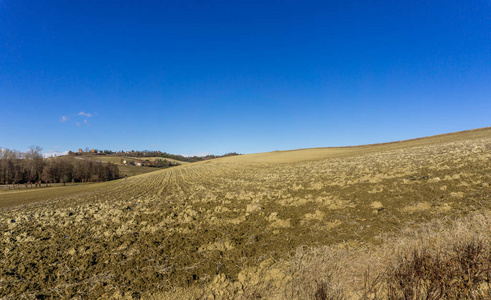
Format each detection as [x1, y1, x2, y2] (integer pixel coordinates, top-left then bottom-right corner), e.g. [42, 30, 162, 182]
[386, 239, 491, 299]
[275, 210, 491, 300]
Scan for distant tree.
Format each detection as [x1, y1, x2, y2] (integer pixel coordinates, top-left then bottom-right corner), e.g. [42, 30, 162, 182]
[41, 165, 52, 186]
[0, 148, 16, 186]
[25, 146, 43, 186]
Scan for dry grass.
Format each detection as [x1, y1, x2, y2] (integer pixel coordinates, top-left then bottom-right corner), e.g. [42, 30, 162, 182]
[275, 210, 491, 299]
[218, 126, 491, 163]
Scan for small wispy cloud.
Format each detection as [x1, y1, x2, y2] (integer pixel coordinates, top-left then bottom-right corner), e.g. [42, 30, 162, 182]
[182, 152, 211, 157]
[78, 111, 93, 118]
[42, 150, 69, 158]
[61, 112, 95, 127]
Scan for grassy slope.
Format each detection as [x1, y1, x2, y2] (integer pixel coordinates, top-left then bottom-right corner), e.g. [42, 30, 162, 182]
[1, 126, 491, 299]
[0, 181, 118, 209]
[219, 126, 491, 163]
[117, 164, 162, 177]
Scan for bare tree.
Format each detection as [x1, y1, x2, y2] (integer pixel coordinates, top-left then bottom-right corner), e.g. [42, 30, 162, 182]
[41, 165, 52, 186]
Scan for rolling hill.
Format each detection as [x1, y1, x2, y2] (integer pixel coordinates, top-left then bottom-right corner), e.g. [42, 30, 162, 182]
[1, 127, 491, 299]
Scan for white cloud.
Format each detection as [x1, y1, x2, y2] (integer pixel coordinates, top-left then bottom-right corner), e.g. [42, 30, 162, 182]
[78, 111, 93, 117]
[182, 152, 211, 157]
[43, 150, 69, 158]
[60, 112, 95, 126]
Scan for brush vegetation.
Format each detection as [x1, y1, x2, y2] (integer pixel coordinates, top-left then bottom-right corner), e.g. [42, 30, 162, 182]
[1, 127, 491, 299]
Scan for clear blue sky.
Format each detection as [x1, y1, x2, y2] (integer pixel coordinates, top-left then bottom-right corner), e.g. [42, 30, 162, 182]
[1, 0, 490, 156]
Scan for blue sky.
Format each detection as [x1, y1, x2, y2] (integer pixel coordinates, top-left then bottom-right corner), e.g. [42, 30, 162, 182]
[1, 0, 490, 156]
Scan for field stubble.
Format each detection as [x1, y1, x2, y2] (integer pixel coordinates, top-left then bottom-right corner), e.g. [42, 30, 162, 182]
[1, 128, 491, 298]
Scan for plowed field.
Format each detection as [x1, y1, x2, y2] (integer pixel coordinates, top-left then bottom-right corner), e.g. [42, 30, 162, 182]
[1, 127, 491, 299]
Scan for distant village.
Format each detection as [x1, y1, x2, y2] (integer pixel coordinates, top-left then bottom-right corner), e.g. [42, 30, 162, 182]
[121, 159, 167, 167]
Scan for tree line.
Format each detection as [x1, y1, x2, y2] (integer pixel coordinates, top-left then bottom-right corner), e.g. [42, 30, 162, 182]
[0, 147, 119, 188]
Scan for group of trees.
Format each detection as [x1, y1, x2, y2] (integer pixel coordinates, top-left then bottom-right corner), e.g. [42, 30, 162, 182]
[0, 146, 44, 187]
[0, 147, 119, 188]
[68, 149, 115, 156]
[150, 158, 179, 168]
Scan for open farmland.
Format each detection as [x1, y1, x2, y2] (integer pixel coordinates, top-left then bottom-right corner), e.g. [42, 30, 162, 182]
[1, 127, 491, 299]
[0, 182, 115, 209]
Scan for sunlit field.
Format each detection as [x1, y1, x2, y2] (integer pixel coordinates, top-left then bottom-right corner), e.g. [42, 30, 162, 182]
[2, 127, 491, 299]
